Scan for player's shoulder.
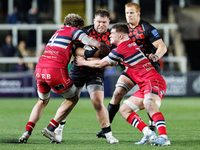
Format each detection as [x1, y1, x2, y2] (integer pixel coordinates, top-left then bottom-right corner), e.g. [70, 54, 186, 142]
[118, 39, 132, 50]
[82, 25, 94, 34]
[140, 20, 155, 30]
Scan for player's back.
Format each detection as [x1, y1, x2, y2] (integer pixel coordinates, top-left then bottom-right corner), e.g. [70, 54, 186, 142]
[37, 26, 79, 69]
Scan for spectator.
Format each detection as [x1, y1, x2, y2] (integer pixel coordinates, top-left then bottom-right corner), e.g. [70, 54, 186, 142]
[1, 35, 17, 71]
[12, 57, 29, 72]
[1, 35, 16, 57]
[26, 7, 40, 47]
[17, 40, 31, 57]
[6, 6, 21, 24]
[16, 40, 35, 73]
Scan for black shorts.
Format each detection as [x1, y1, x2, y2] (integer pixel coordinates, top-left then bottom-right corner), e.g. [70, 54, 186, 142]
[69, 61, 104, 87]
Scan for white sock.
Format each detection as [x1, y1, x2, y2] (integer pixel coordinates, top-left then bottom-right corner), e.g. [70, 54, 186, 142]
[142, 127, 152, 135]
[160, 135, 168, 139]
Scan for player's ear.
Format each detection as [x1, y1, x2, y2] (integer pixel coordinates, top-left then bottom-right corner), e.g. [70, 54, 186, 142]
[119, 34, 123, 40]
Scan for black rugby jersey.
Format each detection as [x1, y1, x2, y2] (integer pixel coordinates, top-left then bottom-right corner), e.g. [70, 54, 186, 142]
[70, 25, 113, 75]
[82, 25, 113, 50]
[127, 20, 162, 73]
[127, 20, 161, 55]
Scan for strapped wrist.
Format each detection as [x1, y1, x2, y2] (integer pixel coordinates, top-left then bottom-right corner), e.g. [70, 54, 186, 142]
[154, 54, 159, 60]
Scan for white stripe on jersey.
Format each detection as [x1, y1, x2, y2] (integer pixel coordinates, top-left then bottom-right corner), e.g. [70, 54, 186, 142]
[72, 29, 86, 41]
[124, 52, 146, 66]
[107, 49, 146, 67]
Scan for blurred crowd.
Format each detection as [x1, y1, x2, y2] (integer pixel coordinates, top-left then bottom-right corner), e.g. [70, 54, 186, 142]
[0, 0, 51, 73]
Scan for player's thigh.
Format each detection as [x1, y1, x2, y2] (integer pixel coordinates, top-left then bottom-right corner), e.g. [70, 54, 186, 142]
[86, 74, 104, 95]
[144, 77, 166, 99]
[116, 73, 136, 91]
[35, 68, 51, 93]
[127, 95, 144, 109]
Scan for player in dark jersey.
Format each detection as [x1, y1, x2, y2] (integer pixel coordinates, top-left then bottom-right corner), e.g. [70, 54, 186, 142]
[75, 23, 170, 146]
[54, 9, 119, 144]
[96, 2, 167, 138]
[18, 13, 111, 144]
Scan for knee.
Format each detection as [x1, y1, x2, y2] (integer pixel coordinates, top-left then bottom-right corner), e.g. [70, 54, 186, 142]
[93, 103, 103, 111]
[38, 98, 49, 106]
[113, 88, 127, 100]
[119, 104, 128, 119]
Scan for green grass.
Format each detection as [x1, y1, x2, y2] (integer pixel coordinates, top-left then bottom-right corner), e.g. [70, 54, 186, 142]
[0, 97, 200, 150]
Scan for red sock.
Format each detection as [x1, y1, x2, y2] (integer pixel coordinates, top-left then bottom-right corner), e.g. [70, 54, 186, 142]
[126, 112, 147, 132]
[49, 119, 59, 129]
[25, 121, 35, 132]
[152, 112, 167, 135]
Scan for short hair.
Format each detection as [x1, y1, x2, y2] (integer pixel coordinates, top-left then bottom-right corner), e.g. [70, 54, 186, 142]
[95, 9, 110, 18]
[125, 2, 141, 12]
[63, 13, 85, 28]
[111, 23, 129, 34]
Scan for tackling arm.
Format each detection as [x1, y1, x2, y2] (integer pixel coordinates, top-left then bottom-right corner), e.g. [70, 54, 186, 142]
[75, 56, 111, 68]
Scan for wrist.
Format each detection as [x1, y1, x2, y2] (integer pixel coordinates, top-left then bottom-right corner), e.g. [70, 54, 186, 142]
[154, 54, 159, 60]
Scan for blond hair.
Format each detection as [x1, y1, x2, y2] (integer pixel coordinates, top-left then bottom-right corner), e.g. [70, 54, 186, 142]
[125, 2, 141, 12]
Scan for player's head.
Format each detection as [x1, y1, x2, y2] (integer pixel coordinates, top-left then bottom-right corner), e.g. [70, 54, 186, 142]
[93, 9, 110, 34]
[64, 13, 85, 29]
[110, 23, 129, 45]
[125, 2, 140, 26]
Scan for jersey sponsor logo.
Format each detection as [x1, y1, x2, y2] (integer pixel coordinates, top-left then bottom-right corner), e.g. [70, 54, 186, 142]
[36, 73, 40, 78]
[36, 73, 51, 79]
[151, 29, 160, 38]
[146, 67, 155, 71]
[44, 50, 59, 55]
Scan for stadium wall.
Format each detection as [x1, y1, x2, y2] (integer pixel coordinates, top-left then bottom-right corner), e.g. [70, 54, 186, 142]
[0, 71, 200, 98]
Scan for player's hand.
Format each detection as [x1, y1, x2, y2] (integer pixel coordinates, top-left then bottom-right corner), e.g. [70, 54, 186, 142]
[75, 56, 86, 66]
[146, 53, 159, 62]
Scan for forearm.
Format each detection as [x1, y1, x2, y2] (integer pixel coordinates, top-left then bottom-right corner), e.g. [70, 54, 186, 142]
[155, 43, 167, 59]
[76, 56, 110, 68]
[88, 39, 111, 55]
[153, 39, 167, 59]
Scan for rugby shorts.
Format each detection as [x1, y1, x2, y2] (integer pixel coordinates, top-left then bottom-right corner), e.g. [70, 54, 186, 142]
[35, 67, 74, 94]
[132, 77, 166, 99]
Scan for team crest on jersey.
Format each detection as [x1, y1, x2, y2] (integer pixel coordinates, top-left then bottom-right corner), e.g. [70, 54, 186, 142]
[160, 90, 165, 95]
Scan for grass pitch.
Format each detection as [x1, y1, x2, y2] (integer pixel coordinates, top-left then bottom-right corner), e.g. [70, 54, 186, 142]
[0, 97, 200, 150]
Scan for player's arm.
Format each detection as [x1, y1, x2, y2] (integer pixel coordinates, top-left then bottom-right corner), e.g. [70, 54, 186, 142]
[147, 39, 167, 62]
[75, 56, 112, 68]
[74, 46, 101, 58]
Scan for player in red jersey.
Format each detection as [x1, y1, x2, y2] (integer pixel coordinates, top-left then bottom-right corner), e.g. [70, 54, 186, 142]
[76, 23, 171, 146]
[94, 2, 168, 138]
[18, 13, 111, 144]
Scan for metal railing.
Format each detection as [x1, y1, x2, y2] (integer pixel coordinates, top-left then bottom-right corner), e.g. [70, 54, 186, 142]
[0, 23, 187, 73]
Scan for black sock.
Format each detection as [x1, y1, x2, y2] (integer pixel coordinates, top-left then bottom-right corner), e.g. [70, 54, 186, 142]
[102, 126, 111, 134]
[60, 120, 66, 125]
[147, 113, 154, 125]
[47, 125, 55, 132]
[107, 103, 120, 123]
